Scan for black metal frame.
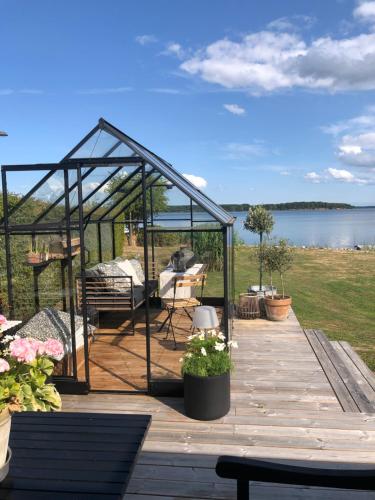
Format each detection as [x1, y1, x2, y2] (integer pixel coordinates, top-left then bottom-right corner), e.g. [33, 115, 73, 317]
[0, 118, 235, 396]
[216, 455, 375, 499]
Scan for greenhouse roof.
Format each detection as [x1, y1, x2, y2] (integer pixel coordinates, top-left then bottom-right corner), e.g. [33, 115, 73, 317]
[64, 118, 235, 226]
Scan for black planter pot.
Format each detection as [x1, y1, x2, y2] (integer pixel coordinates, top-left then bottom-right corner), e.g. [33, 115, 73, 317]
[184, 372, 230, 420]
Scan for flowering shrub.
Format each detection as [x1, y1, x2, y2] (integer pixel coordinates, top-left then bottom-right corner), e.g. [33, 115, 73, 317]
[180, 330, 238, 377]
[0, 317, 63, 413]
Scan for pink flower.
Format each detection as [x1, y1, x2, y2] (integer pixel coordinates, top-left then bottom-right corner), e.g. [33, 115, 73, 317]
[9, 337, 37, 363]
[28, 338, 46, 356]
[0, 315, 7, 326]
[43, 339, 64, 360]
[0, 358, 10, 372]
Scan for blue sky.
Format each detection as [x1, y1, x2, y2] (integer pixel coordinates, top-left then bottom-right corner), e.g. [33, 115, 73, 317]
[1, 0, 375, 204]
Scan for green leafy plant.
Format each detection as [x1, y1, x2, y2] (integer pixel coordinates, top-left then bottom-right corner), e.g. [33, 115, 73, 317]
[193, 226, 243, 271]
[263, 239, 294, 298]
[244, 205, 274, 290]
[180, 330, 238, 377]
[0, 319, 62, 413]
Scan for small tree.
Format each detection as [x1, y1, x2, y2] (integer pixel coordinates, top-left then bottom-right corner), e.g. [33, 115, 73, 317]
[263, 239, 294, 298]
[274, 239, 294, 298]
[244, 205, 274, 290]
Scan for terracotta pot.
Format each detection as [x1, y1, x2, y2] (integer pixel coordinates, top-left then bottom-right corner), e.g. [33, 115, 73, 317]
[0, 409, 11, 469]
[264, 295, 292, 321]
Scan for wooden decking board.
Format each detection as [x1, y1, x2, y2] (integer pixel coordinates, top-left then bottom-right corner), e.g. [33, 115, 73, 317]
[339, 341, 375, 393]
[305, 329, 359, 412]
[62, 311, 375, 499]
[330, 341, 375, 409]
[305, 329, 375, 413]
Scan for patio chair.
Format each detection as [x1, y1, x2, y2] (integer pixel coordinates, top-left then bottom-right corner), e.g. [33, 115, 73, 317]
[158, 273, 206, 349]
[215, 456, 375, 500]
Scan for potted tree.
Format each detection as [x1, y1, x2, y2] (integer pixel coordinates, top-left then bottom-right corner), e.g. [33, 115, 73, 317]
[181, 330, 238, 420]
[0, 317, 63, 480]
[263, 239, 294, 321]
[244, 205, 274, 294]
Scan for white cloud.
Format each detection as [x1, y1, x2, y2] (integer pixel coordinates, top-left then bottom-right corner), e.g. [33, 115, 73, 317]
[0, 88, 43, 96]
[321, 106, 375, 168]
[179, 5, 375, 94]
[338, 131, 375, 166]
[223, 103, 246, 115]
[339, 144, 362, 155]
[267, 15, 316, 32]
[84, 181, 109, 194]
[280, 170, 291, 176]
[19, 89, 44, 95]
[305, 168, 372, 185]
[135, 34, 158, 45]
[223, 142, 266, 159]
[77, 87, 132, 95]
[353, 1, 375, 24]
[321, 112, 375, 135]
[327, 167, 370, 184]
[148, 87, 184, 94]
[183, 173, 207, 189]
[164, 42, 185, 59]
[305, 172, 322, 183]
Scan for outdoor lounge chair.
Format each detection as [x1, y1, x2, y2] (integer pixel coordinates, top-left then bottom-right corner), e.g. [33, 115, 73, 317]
[216, 455, 375, 499]
[76, 258, 158, 335]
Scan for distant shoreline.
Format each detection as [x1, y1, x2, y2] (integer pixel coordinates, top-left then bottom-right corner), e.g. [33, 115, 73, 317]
[164, 202, 375, 213]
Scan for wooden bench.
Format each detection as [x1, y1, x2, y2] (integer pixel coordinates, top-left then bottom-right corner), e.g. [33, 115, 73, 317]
[305, 329, 375, 413]
[76, 276, 158, 334]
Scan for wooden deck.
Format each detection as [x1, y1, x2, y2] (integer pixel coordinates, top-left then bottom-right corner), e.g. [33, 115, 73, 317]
[64, 311, 375, 499]
[82, 308, 222, 391]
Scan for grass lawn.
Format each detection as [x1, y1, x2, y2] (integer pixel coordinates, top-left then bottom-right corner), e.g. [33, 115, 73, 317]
[229, 247, 375, 370]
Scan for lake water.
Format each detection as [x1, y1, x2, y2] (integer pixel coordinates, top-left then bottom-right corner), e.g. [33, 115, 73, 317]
[155, 208, 375, 248]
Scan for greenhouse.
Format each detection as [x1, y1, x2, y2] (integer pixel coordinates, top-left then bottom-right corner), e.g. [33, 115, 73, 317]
[0, 118, 235, 395]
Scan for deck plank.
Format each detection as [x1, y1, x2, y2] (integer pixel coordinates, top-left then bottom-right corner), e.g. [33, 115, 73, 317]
[63, 310, 375, 499]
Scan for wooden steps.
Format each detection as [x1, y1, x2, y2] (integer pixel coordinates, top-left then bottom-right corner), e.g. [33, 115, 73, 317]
[305, 329, 375, 413]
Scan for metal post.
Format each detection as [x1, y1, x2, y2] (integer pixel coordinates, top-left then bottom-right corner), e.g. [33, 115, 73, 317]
[141, 163, 152, 391]
[60, 260, 67, 311]
[33, 268, 40, 313]
[190, 199, 194, 250]
[1, 167, 14, 318]
[222, 226, 229, 341]
[97, 223, 102, 263]
[77, 164, 90, 387]
[63, 168, 77, 379]
[237, 479, 249, 500]
[150, 185, 155, 279]
[111, 220, 116, 259]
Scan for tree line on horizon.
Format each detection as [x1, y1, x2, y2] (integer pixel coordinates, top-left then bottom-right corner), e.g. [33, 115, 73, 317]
[165, 201, 354, 213]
